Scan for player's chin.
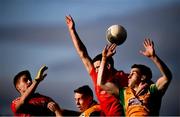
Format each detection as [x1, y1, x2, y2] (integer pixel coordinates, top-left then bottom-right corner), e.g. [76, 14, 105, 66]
[79, 107, 84, 112]
[77, 106, 82, 111]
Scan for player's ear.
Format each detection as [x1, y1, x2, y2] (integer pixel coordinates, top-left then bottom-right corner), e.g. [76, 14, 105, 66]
[141, 75, 146, 82]
[107, 63, 111, 70]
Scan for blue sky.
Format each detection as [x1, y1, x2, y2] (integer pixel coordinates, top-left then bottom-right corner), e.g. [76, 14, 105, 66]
[0, 0, 179, 115]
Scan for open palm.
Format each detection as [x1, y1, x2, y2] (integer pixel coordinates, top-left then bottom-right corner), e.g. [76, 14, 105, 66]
[35, 65, 48, 81]
[140, 38, 155, 58]
[102, 44, 117, 58]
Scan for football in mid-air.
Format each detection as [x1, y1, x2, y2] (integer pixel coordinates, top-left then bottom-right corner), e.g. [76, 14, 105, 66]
[106, 24, 127, 45]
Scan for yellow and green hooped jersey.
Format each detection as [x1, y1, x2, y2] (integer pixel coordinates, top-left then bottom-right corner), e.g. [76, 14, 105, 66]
[119, 84, 161, 116]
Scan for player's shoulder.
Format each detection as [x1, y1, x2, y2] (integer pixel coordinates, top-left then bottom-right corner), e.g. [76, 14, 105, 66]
[116, 70, 129, 76]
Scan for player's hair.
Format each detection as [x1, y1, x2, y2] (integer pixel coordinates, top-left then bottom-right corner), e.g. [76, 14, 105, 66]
[131, 64, 152, 81]
[92, 54, 114, 67]
[74, 85, 94, 98]
[13, 70, 32, 90]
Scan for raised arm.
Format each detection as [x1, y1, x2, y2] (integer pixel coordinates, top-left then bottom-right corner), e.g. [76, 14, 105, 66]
[97, 44, 119, 96]
[97, 44, 116, 86]
[140, 38, 172, 94]
[65, 15, 93, 73]
[15, 65, 48, 111]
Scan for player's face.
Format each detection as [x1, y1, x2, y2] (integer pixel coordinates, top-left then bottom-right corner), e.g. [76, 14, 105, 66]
[93, 60, 101, 73]
[74, 93, 92, 112]
[93, 60, 111, 73]
[16, 75, 32, 94]
[128, 68, 141, 88]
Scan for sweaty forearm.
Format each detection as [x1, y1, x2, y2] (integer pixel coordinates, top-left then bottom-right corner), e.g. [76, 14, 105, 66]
[15, 80, 40, 111]
[68, 27, 93, 74]
[21, 80, 39, 101]
[151, 54, 172, 79]
[151, 54, 172, 93]
[69, 28, 88, 57]
[97, 57, 107, 86]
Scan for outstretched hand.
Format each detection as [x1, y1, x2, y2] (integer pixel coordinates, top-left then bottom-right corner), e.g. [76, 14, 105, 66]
[47, 101, 61, 112]
[65, 15, 75, 30]
[140, 38, 155, 58]
[102, 44, 117, 58]
[48, 101, 62, 116]
[34, 65, 48, 82]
